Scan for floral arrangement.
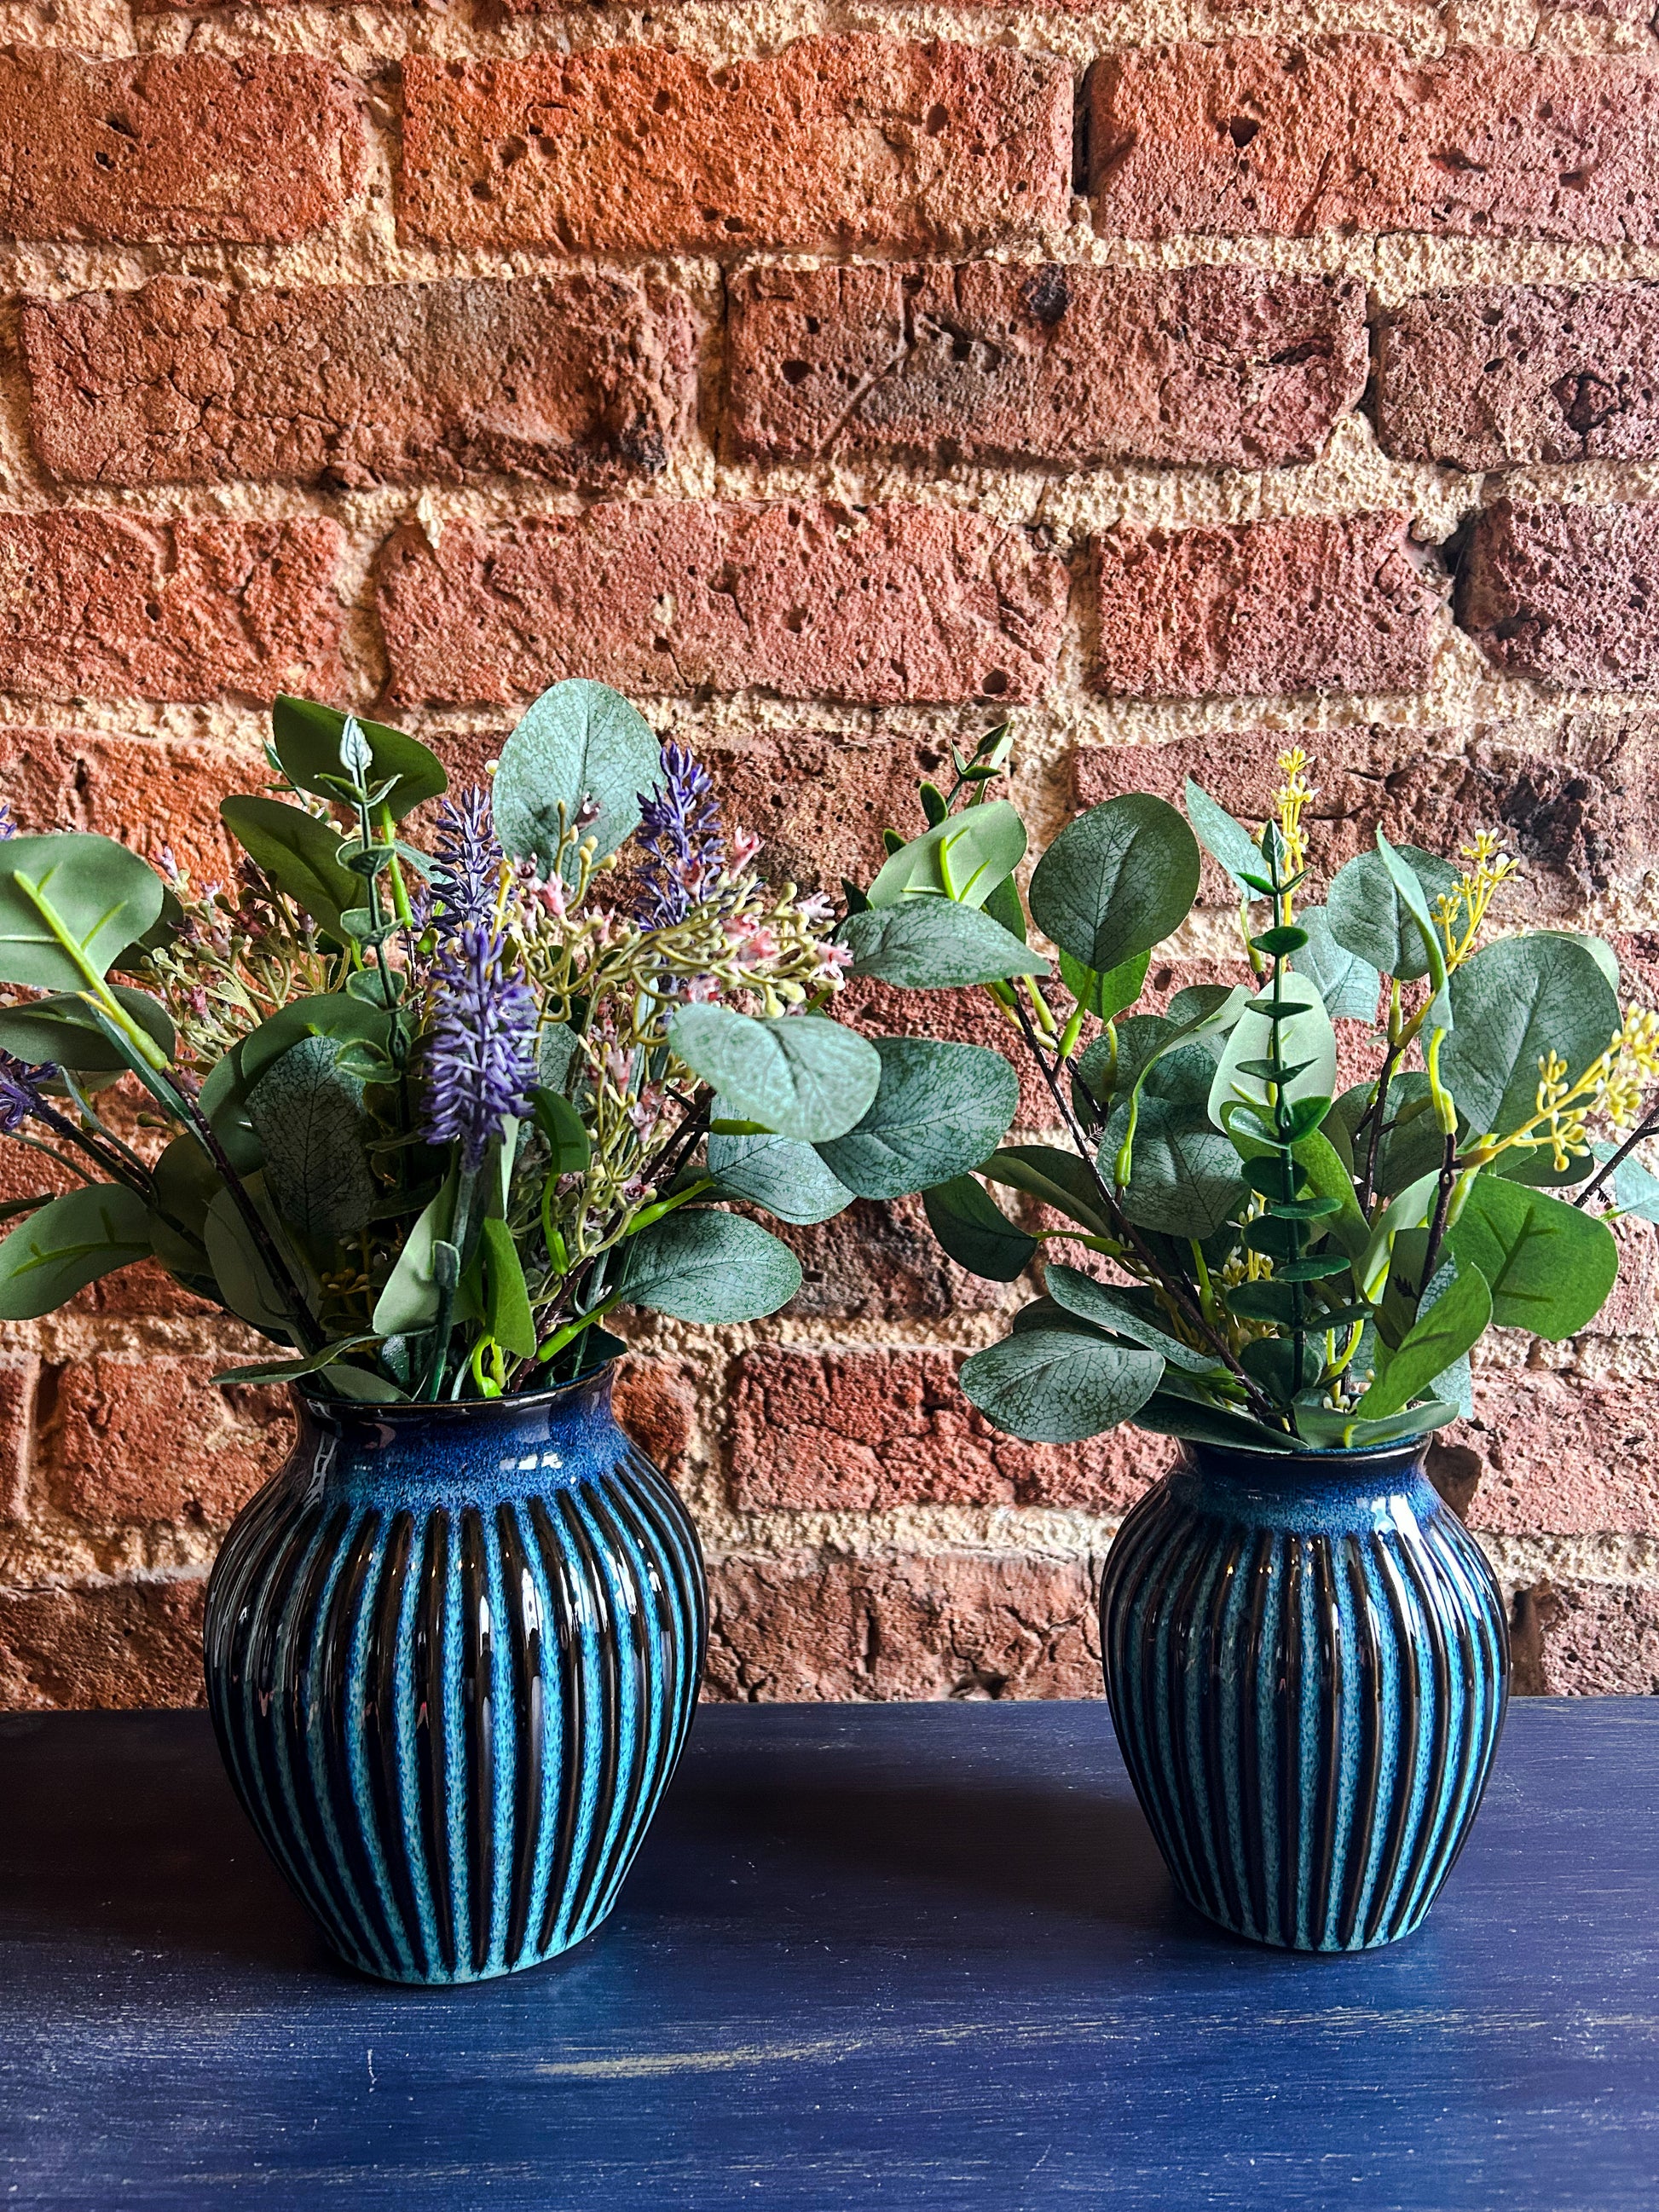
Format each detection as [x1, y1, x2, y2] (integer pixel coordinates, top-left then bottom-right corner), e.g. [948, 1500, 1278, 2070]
[844, 739, 1659, 1453]
[0, 683, 1021, 1402]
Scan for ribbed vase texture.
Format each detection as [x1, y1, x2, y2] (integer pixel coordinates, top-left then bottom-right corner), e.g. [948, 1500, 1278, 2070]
[1101, 1440, 1508, 1952]
[204, 1367, 706, 1984]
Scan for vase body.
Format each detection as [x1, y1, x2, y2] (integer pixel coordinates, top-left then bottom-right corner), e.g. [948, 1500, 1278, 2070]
[1101, 1438, 1508, 1952]
[203, 1367, 706, 1984]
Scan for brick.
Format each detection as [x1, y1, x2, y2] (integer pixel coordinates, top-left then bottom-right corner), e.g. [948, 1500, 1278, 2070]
[1093, 514, 1442, 701]
[0, 726, 245, 881]
[398, 39, 1070, 254]
[779, 1197, 1013, 1323]
[0, 513, 344, 705]
[724, 263, 1367, 470]
[377, 503, 1066, 709]
[1375, 283, 1659, 471]
[0, 1358, 37, 1522]
[1090, 38, 1659, 244]
[1457, 500, 1659, 691]
[727, 1347, 1167, 1513]
[0, 49, 361, 245]
[835, 976, 1052, 1129]
[0, 1576, 205, 1709]
[43, 1356, 291, 1532]
[1440, 1369, 1659, 1536]
[1069, 711, 1659, 904]
[21, 274, 697, 492]
[1509, 1580, 1659, 1695]
[613, 1357, 697, 1485]
[705, 1549, 1104, 1701]
[706, 733, 951, 895]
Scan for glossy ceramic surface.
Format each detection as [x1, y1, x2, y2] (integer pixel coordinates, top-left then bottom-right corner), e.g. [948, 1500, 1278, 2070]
[1101, 1438, 1509, 1951]
[203, 1366, 706, 1984]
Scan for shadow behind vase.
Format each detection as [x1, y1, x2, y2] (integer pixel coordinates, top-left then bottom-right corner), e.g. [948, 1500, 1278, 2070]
[203, 1366, 706, 1984]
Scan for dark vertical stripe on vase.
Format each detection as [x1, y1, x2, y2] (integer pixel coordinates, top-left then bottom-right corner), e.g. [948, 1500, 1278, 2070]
[498, 1502, 546, 1972]
[459, 1507, 498, 1978]
[413, 1510, 457, 1977]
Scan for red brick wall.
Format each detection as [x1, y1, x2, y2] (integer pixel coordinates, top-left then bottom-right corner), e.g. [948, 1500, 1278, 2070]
[3, 10, 1658, 1707]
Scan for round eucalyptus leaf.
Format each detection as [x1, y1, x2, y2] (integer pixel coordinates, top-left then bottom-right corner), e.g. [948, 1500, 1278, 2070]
[959, 1326, 1163, 1442]
[837, 901, 1048, 989]
[1290, 906, 1383, 1023]
[1107, 1045, 1250, 1239]
[1440, 934, 1620, 1139]
[864, 801, 1026, 911]
[815, 1037, 1019, 1200]
[237, 994, 392, 1092]
[922, 1175, 1038, 1280]
[493, 680, 662, 878]
[1028, 795, 1199, 974]
[246, 1035, 379, 1239]
[621, 1207, 802, 1323]
[272, 696, 447, 821]
[707, 1121, 855, 1226]
[1326, 845, 1459, 982]
[669, 1008, 882, 1144]
[0, 835, 164, 993]
[220, 798, 360, 944]
[1445, 1174, 1617, 1340]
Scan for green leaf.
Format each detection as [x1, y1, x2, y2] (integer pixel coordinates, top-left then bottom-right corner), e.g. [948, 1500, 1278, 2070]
[1326, 843, 1459, 983]
[668, 1008, 882, 1144]
[959, 1326, 1162, 1443]
[372, 1174, 455, 1335]
[0, 1184, 151, 1319]
[815, 1037, 1019, 1200]
[202, 1178, 310, 1343]
[213, 1335, 380, 1388]
[621, 1207, 802, 1322]
[0, 835, 164, 992]
[1027, 795, 1200, 974]
[271, 697, 447, 821]
[1209, 972, 1338, 1139]
[983, 871, 1027, 944]
[979, 1145, 1116, 1239]
[837, 901, 1049, 988]
[237, 994, 391, 1093]
[480, 1216, 537, 1358]
[1290, 906, 1382, 1023]
[537, 1022, 581, 1094]
[220, 797, 360, 944]
[493, 680, 662, 878]
[1058, 947, 1149, 1022]
[706, 1122, 854, 1225]
[1183, 777, 1268, 899]
[246, 1036, 379, 1239]
[0, 986, 175, 1073]
[865, 800, 1026, 910]
[530, 1087, 592, 1177]
[1603, 1143, 1659, 1222]
[1356, 1265, 1491, 1419]
[1374, 829, 1451, 1019]
[1441, 934, 1621, 1141]
[1107, 1043, 1250, 1239]
[1446, 1175, 1618, 1340]
[1332, 1075, 1444, 1199]
[1135, 1389, 1293, 1452]
[1356, 1170, 1444, 1303]
[1043, 1263, 1222, 1373]
[1292, 1401, 1460, 1449]
[922, 1175, 1038, 1280]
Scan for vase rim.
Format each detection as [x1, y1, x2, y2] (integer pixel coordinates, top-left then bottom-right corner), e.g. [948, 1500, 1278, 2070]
[1175, 1430, 1430, 1480]
[291, 1358, 617, 1424]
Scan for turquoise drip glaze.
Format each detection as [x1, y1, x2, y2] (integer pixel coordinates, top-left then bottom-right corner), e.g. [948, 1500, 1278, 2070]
[203, 1366, 706, 1984]
[1101, 1439, 1509, 1952]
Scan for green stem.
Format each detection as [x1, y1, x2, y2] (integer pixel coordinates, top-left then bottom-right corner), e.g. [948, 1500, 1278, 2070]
[421, 1168, 477, 1401]
[535, 1290, 622, 1367]
[14, 874, 168, 1071]
[1266, 938, 1308, 1418]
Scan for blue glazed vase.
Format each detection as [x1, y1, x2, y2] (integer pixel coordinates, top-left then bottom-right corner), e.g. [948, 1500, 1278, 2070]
[1101, 1438, 1508, 1952]
[203, 1366, 706, 1984]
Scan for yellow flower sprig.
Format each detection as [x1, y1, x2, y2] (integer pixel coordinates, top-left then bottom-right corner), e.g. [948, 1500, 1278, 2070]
[1433, 829, 1519, 973]
[1464, 1008, 1659, 1172]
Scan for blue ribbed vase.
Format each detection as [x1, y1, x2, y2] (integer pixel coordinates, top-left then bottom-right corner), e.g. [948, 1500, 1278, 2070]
[203, 1366, 706, 1984]
[1101, 1438, 1508, 1952]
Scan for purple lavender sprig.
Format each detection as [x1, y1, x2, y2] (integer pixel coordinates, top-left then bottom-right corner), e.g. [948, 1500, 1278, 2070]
[0, 800, 16, 841]
[0, 1050, 51, 1136]
[420, 927, 536, 1174]
[430, 787, 503, 943]
[636, 742, 725, 927]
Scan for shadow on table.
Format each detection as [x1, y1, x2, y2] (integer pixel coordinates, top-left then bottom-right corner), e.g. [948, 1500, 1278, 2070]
[0, 1712, 332, 1977]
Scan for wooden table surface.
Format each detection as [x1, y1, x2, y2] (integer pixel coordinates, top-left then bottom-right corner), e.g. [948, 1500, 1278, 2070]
[2, 1698, 1656, 2210]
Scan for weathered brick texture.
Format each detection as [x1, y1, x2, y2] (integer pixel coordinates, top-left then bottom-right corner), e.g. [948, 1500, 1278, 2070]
[0, 49, 361, 244]
[705, 733, 951, 894]
[21, 276, 698, 490]
[377, 503, 1066, 707]
[0, 1579, 206, 1710]
[42, 1357, 290, 1532]
[1090, 40, 1659, 243]
[0, 726, 246, 877]
[724, 263, 1367, 469]
[1375, 284, 1659, 471]
[705, 1551, 1104, 1701]
[728, 1348, 1164, 1511]
[0, 513, 344, 703]
[1093, 514, 1442, 700]
[1457, 500, 1659, 690]
[1511, 1581, 1659, 1695]
[399, 40, 1071, 254]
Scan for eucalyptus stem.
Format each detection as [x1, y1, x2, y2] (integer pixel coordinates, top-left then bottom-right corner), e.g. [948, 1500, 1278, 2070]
[1575, 1097, 1659, 1213]
[1263, 912, 1309, 1415]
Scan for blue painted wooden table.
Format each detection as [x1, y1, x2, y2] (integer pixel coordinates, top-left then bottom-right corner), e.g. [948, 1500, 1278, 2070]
[2, 1698, 1656, 2209]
